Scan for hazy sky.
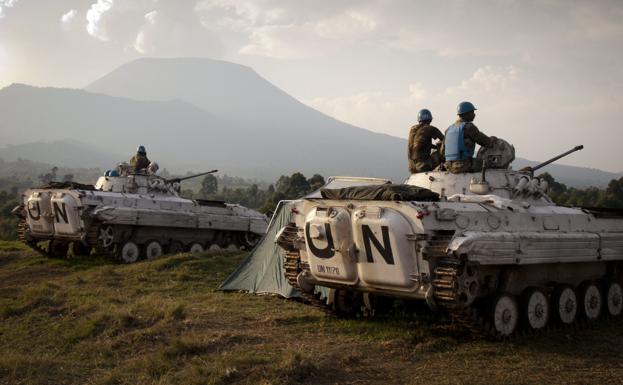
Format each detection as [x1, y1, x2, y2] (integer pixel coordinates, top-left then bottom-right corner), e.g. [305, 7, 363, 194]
[1, 0, 622, 171]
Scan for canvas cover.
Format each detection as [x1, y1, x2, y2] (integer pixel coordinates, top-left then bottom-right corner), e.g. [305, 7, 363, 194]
[320, 184, 439, 202]
[219, 200, 300, 297]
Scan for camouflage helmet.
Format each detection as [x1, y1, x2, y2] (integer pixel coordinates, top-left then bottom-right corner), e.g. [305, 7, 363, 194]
[457, 101, 477, 115]
[137, 145, 146, 155]
[417, 108, 433, 122]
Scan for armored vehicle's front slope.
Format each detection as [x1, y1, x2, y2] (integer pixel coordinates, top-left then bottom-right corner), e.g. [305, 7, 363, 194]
[14, 170, 268, 263]
[276, 143, 623, 337]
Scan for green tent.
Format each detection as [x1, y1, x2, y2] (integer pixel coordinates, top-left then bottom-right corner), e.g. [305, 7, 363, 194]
[219, 176, 392, 298]
[219, 200, 300, 297]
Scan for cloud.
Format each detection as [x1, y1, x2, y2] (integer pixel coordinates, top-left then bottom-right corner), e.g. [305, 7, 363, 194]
[86, 0, 115, 41]
[239, 11, 376, 58]
[444, 66, 520, 96]
[0, 0, 18, 18]
[60, 9, 78, 30]
[306, 81, 430, 135]
[133, 10, 158, 54]
[196, 1, 376, 58]
[306, 66, 525, 137]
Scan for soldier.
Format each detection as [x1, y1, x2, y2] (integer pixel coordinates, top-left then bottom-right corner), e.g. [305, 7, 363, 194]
[444, 101, 494, 173]
[408, 108, 445, 173]
[129, 145, 150, 172]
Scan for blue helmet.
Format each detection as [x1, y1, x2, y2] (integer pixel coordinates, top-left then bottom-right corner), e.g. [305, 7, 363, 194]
[417, 108, 433, 122]
[137, 145, 146, 155]
[109, 170, 119, 177]
[457, 101, 477, 115]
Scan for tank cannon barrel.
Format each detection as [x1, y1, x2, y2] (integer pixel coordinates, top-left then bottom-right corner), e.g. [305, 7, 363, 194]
[530, 145, 584, 173]
[166, 169, 218, 184]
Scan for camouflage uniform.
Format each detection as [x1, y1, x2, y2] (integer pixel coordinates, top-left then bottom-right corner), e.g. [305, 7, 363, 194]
[408, 123, 445, 173]
[130, 154, 150, 172]
[443, 120, 491, 174]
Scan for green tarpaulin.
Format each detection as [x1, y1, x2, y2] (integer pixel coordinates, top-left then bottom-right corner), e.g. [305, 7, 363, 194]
[219, 200, 300, 298]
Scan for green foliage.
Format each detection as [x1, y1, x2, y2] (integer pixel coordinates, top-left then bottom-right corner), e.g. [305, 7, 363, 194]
[200, 174, 218, 197]
[540, 172, 623, 208]
[0, 190, 19, 241]
[204, 172, 325, 214]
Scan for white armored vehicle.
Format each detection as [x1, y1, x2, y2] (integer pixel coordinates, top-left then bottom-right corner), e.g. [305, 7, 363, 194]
[14, 168, 268, 263]
[276, 142, 623, 336]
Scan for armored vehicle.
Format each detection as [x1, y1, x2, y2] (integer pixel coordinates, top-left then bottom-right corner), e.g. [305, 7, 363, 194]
[14, 168, 268, 263]
[276, 141, 623, 336]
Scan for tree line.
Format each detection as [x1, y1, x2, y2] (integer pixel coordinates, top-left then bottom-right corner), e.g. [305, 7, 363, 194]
[539, 173, 623, 208]
[194, 172, 325, 214]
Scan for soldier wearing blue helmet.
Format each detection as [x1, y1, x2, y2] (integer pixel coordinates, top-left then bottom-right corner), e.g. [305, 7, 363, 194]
[408, 108, 445, 173]
[443, 101, 494, 173]
[130, 145, 151, 172]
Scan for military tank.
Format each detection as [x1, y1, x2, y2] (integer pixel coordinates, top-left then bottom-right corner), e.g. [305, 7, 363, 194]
[13, 166, 268, 263]
[276, 141, 623, 337]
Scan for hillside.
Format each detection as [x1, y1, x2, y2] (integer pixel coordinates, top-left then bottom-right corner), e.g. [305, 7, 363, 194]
[0, 140, 119, 170]
[1, 82, 407, 180]
[1, 244, 622, 384]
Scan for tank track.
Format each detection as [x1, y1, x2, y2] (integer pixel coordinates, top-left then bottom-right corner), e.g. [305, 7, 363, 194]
[433, 259, 498, 339]
[425, 232, 496, 338]
[283, 251, 334, 314]
[17, 219, 49, 257]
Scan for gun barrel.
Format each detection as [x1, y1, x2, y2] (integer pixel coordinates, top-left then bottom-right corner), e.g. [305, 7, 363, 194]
[168, 169, 218, 183]
[532, 145, 584, 172]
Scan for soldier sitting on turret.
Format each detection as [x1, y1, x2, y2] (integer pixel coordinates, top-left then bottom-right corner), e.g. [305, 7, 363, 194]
[130, 145, 151, 172]
[408, 108, 445, 173]
[443, 101, 495, 173]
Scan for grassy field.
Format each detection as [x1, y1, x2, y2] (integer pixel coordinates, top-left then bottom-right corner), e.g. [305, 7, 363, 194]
[1, 240, 623, 385]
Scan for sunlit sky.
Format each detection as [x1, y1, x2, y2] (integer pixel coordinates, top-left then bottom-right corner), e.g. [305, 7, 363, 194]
[1, 0, 622, 171]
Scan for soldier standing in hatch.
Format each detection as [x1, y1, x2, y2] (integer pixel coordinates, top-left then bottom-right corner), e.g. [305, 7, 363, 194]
[443, 101, 494, 173]
[408, 108, 445, 173]
[130, 145, 150, 172]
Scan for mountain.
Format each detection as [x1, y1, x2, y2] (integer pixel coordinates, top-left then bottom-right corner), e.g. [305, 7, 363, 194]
[86, 57, 325, 126]
[0, 140, 120, 169]
[0, 82, 407, 180]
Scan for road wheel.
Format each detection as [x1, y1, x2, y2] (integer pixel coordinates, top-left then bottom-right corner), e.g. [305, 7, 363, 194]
[118, 241, 139, 264]
[240, 232, 260, 250]
[605, 281, 623, 318]
[145, 241, 163, 260]
[552, 284, 577, 325]
[98, 225, 115, 248]
[521, 287, 549, 330]
[579, 281, 602, 321]
[48, 240, 69, 258]
[167, 241, 184, 255]
[492, 293, 519, 337]
[188, 243, 204, 254]
[217, 232, 233, 248]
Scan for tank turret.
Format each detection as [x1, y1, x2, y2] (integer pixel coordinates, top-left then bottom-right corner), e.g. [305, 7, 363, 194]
[94, 169, 218, 196]
[406, 141, 582, 204]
